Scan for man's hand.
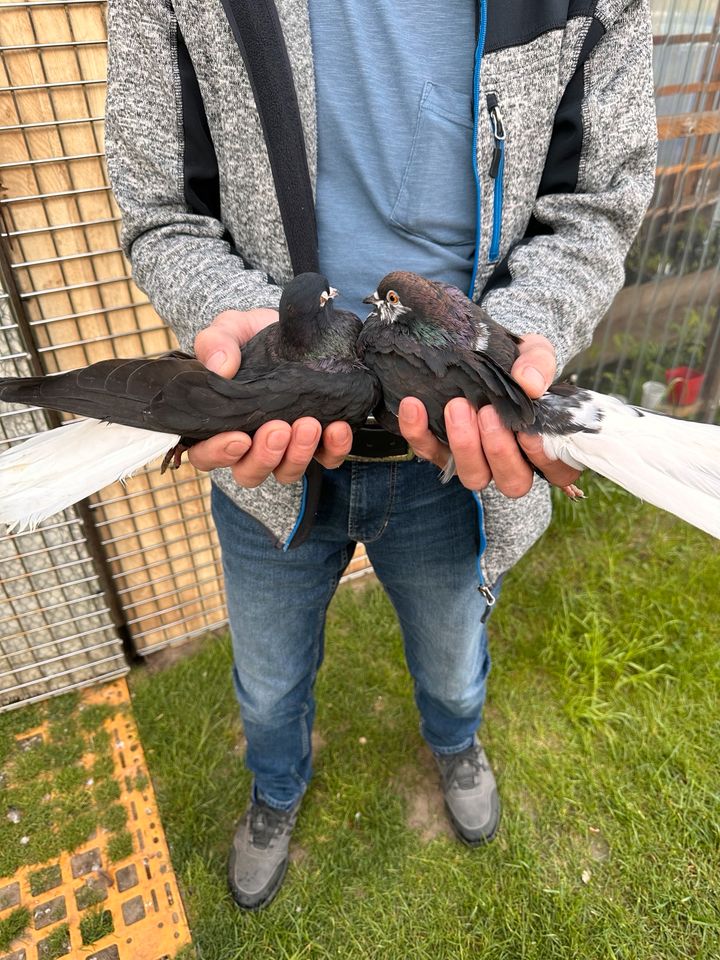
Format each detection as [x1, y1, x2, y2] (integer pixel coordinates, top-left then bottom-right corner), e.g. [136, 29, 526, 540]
[398, 333, 581, 497]
[188, 308, 353, 485]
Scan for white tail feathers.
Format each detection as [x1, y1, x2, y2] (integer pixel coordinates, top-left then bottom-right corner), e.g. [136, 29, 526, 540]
[0, 419, 180, 532]
[542, 391, 720, 539]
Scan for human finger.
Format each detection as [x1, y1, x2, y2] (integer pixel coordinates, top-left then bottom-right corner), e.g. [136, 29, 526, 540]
[272, 418, 323, 485]
[314, 421, 354, 469]
[230, 420, 293, 488]
[194, 323, 243, 378]
[511, 334, 557, 398]
[517, 432, 582, 488]
[187, 432, 252, 472]
[398, 397, 449, 469]
[444, 398, 491, 491]
[478, 406, 533, 498]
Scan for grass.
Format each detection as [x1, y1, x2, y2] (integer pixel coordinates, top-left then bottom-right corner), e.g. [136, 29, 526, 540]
[0, 907, 30, 953]
[28, 864, 62, 897]
[79, 908, 114, 945]
[128, 478, 720, 959]
[106, 830, 133, 863]
[38, 922, 69, 960]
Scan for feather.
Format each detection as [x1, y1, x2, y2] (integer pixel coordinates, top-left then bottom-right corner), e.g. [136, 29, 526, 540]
[0, 418, 180, 532]
[540, 391, 720, 539]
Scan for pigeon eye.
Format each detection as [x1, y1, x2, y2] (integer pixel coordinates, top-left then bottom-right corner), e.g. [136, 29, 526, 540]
[386, 291, 399, 305]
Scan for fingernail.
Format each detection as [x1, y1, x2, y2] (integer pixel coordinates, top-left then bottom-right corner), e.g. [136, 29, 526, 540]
[297, 423, 319, 445]
[226, 440, 249, 458]
[267, 429, 289, 451]
[207, 350, 227, 374]
[448, 401, 471, 425]
[522, 366, 546, 396]
[400, 400, 417, 424]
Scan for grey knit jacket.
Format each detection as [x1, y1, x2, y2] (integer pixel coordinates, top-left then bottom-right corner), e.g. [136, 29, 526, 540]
[105, 0, 657, 584]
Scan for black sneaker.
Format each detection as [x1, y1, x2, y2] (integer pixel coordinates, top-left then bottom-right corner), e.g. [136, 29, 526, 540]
[228, 798, 300, 910]
[435, 737, 500, 845]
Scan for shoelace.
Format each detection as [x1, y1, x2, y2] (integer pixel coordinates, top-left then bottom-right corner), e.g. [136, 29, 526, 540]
[442, 748, 488, 791]
[248, 803, 291, 850]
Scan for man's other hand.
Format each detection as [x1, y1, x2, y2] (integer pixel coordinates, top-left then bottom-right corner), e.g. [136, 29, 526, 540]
[188, 308, 353, 485]
[398, 333, 582, 497]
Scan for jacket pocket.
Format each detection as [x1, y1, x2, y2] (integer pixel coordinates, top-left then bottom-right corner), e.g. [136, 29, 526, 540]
[390, 81, 476, 247]
[486, 92, 505, 263]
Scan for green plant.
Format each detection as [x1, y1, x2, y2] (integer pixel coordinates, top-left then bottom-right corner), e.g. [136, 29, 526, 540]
[79, 908, 113, 945]
[106, 830, 133, 862]
[0, 907, 31, 952]
[39, 922, 70, 960]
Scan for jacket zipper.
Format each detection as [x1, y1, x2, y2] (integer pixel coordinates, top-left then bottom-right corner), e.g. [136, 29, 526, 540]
[467, 0, 488, 299]
[486, 92, 505, 264]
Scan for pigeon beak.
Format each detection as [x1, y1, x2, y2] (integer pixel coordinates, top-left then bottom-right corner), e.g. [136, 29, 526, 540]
[319, 288, 339, 307]
[362, 291, 380, 305]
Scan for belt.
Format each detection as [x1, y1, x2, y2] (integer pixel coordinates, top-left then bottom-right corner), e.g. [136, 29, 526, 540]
[345, 418, 414, 463]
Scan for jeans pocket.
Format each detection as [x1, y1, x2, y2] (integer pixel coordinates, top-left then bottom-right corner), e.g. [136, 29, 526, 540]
[390, 81, 476, 247]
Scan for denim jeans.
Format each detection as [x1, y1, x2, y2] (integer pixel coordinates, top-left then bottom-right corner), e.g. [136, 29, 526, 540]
[211, 458, 498, 811]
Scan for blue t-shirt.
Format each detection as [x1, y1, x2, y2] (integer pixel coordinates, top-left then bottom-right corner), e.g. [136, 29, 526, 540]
[308, 2, 478, 319]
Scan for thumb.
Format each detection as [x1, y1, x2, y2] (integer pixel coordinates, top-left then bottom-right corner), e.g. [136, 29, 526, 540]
[194, 324, 242, 378]
[511, 335, 557, 399]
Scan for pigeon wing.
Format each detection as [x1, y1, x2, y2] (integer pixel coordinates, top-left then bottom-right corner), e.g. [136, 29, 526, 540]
[363, 336, 534, 440]
[148, 361, 380, 438]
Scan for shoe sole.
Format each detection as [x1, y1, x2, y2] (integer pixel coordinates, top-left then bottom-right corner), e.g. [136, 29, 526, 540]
[444, 793, 501, 847]
[228, 854, 289, 911]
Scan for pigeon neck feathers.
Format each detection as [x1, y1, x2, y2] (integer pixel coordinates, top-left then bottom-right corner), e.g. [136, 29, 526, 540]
[277, 272, 362, 369]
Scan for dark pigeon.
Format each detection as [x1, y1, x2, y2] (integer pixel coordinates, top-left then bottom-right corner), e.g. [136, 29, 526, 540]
[0, 273, 380, 535]
[358, 271, 720, 539]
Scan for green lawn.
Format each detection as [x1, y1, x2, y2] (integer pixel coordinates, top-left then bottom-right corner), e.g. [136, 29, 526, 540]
[130, 479, 720, 960]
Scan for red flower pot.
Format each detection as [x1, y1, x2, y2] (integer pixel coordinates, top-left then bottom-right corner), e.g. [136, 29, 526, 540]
[665, 366, 704, 405]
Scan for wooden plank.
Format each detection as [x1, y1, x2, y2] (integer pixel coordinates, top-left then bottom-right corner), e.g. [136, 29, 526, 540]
[657, 110, 720, 140]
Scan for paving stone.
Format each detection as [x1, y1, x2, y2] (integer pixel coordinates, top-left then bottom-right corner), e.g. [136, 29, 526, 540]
[115, 864, 138, 893]
[0, 950, 26, 960]
[16, 734, 43, 751]
[121, 894, 145, 925]
[0, 882, 20, 911]
[70, 848, 102, 879]
[74, 877, 108, 911]
[86, 948, 119, 960]
[33, 895, 67, 930]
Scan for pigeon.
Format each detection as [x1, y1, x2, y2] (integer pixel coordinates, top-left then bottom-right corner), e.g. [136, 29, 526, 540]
[0, 272, 379, 531]
[358, 271, 720, 540]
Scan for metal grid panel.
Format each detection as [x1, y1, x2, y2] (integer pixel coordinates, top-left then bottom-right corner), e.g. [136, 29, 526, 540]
[0, 0, 232, 659]
[0, 0, 373, 680]
[571, 1, 720, 422]
[0, 678, 193, 957]
[0, 284, 126, 708]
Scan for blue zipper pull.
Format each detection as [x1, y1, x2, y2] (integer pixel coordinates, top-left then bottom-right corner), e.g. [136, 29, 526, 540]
[486, 93, 505, 179]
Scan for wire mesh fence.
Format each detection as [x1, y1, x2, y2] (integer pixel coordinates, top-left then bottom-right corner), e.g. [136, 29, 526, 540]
[569, 0, 720, 422]
[0, 282, 126, 708]
[0, 0, 718, 708]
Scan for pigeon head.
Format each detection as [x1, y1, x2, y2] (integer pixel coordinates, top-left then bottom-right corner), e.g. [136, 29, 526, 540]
[280, 272, 338, 326]
[363, 271, 473, 345]
[278, 272, 361, 364]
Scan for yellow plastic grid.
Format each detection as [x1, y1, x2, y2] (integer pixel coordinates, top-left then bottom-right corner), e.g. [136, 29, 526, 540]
[0, 679, 191, 960]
